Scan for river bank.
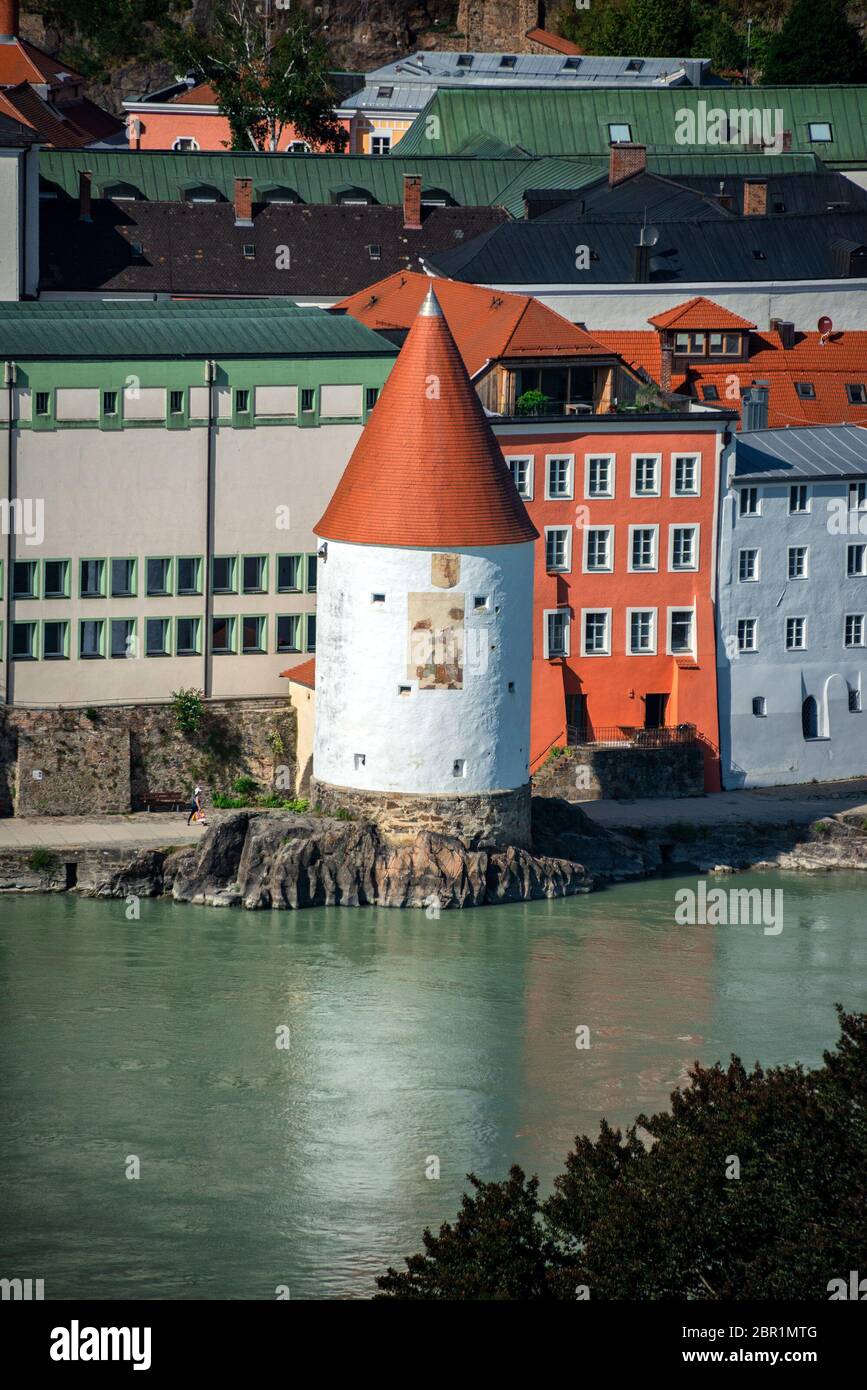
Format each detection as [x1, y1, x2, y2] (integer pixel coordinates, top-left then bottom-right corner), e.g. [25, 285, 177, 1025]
[1, 790, 867, 907]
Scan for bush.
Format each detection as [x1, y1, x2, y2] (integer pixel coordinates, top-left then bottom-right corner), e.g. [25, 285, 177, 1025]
[376, 1009, 867, 1300]
[233, 775, 259, 798]
[26, 848, 58, 874]
[171, 688, 205, 736]
[211, 793, 248, 810]
[515, 388, 551, 417]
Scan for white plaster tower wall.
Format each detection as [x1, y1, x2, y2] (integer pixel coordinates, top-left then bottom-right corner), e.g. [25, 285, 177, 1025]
[313, 538, 533, 794]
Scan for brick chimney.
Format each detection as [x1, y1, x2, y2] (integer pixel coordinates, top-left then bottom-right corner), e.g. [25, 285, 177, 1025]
[0, 0, 19, 40]
[78, 170, 92, 223]
[743, 179, 767, 217]
[234, 177, 253, 227]
[659, 339, 673, 391]
[609, 143, 646, 188]
[403, 174, 422, 230]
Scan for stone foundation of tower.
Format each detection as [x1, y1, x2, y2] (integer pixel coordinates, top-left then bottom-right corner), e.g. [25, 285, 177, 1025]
[310, 779, 532, 850]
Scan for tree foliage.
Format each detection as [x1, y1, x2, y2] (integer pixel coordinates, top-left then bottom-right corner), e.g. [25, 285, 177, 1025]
[376, 1009, 867, 1299]
[763, 0, 867, 83]
[169, 0, 347, 152]
[25, 0, 190, 78]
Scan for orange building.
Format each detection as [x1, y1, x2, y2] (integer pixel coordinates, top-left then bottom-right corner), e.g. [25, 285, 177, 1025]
[123, 81, 350, 153]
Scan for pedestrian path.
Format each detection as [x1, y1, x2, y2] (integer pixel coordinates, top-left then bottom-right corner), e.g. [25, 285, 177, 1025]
[0, 814, 202, 850]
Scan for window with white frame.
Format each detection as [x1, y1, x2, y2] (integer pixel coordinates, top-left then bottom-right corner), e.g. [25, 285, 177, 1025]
[545, 527, 571, 571]
[845, 613, 865, 647]
[629, 526, 656, 571]
[738, 548, 759, 582]
[786, 616, 806, 651]
[669, 608, 695, 655]
[788, 545, 808, 579]
[173, 137, 200, 152]
[670, 525, 698, 571]
[752, 696, 767, 717]
[585, 527, 612, 571]
[739, 486, 760, 517]
[628, 609, 655, 654]
[545, 609, 570, 658]
[585, 455, 614, 498]
[370, 135, 391, 155]
[737, 617, 758, 652]
[847, 543, 867, 577]
[582, 610, 610, 655]
[850, 481, 867, 511]
[632, 455, 660, 495]
[672, 455, 700, 496]
[506, 455, 533, 499]
[546, 455, 573, 499]
[789, 484, 810, 514]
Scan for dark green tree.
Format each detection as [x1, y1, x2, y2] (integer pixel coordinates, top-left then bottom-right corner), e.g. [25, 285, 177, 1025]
[763, 0, 867, 82]
[377, 1009, 867, 1300]
[170, 0, 347, 152]
[623, 0, 693, 55]
[26, 0, 188, 79]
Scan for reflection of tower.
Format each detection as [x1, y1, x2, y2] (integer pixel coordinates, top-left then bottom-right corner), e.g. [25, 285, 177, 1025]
[311, 287, 538, 848]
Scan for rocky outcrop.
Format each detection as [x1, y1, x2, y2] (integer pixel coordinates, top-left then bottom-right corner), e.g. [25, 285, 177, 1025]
[168, 810, 592, 909]
[531, 796, 651, 880]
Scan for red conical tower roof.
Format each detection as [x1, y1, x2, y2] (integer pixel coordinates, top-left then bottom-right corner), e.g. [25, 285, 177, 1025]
[315, 285, 538, 548]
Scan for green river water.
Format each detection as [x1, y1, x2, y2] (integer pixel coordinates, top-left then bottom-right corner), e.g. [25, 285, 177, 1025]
[0, 871, 865, 1299]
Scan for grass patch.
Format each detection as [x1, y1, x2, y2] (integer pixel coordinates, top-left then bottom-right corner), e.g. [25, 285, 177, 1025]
[26, 848, 58, 874]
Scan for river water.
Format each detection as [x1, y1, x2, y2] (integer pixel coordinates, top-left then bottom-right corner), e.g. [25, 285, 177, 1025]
[0, 872, 864, 1299]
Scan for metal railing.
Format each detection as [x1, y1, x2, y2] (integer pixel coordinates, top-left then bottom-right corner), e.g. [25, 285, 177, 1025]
[566, 723, 699, 749]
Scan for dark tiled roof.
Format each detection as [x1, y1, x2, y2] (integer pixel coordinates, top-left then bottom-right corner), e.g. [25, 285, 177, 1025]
[426, 211, 867, 285]
[534, 169, 867, 222]
[39, 199, 510, 296]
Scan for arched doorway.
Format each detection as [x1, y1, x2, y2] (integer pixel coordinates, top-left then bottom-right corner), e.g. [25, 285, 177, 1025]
[802, 695, 818, 740]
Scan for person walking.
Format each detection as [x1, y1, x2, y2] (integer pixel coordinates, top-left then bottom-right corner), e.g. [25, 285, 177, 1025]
[186, 786, 203, 825]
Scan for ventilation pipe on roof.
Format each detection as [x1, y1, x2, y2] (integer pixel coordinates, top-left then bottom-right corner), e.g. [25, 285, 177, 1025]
[742, 382, 769, 431]
[770, 318, 796, 349]
[78, 170, 92, 223]
[632, 243, 650, 283]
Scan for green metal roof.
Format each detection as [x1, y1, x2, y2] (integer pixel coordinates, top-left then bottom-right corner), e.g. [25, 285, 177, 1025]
[0, 299, 397, 360]
[394, 86, 867, 167]
[39, 148, 588, 209]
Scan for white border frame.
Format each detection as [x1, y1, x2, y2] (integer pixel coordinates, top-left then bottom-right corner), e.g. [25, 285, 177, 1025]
[583, 523, 614, 574]
[630, 452, 662, 498]
[580, 607, 612, 657]
[666, 604, 697, 658]
[544, 452, 575, 502]
[505, 453, 534, 501]
[668, 523, 700, 572]
[543, 606, 571, 659]
[670, 452, 702, 498]
[584, 452, 616, 500]
[627, 523, 658, 573]
[544, 525, 572, 573]
[625, 606, 657, 656]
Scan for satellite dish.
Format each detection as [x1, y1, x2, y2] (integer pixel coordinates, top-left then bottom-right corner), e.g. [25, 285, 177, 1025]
[818, 315, 833, 334]
[640, 225, 660, 247]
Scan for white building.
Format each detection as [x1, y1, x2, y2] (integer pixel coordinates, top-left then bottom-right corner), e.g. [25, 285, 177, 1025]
[311, 286, 538, 847]
[716, 418, 867, 787]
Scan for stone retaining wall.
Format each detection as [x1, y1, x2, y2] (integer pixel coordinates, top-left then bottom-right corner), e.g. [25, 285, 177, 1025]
[310, 779, 532, 849]
[0, 699, 296, 816]
[533, 744, 704, 802]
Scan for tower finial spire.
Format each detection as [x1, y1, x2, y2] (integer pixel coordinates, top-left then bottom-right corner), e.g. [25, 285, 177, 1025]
[419, 283, 443, 318]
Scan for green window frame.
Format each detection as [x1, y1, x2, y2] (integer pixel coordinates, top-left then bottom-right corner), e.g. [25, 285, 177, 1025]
[242, 554, 268, 594]
[110, 617, 137, 660]
[167, 387, 188, 429]
[276, 553, 303, 593]
[42, 619, 70, 660]
[176, 556, 203, 596]
[212, 555, 238, 594]
[110, 556, 138, 599]
[79, 558, 106, 599]
[305, 612, 316, 653]
[11, 620, 38, 660]
[42, 558, 70, 599]
[145, 556, 173, 597]
[212, 614, 236, 654]
[100, 389, 121, 429]
[276, 613, 302, 653]
[305, 553, 318, 593]
[32, 388, 54, 428]
[12, 559, 39, 600]
[175, 616, 201, 656]
[79, 617, 105, 659]
[145, 616, 172, 658]
[242, 615, 267, 654]
[364, 385, 380, 417]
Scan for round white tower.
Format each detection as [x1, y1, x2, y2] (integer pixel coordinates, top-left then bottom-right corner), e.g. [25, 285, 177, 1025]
[310, 286, 537, 848]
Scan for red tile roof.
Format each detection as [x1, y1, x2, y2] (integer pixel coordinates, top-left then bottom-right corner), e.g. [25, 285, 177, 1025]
[169, 82, 219, 106]
[336, 271, 608, 378]
[316, 285, 538, 548]
[0, 37, 82, 87]
[648, 296, 756, 331]
[281, 657, 316, 687]
[525, 28, 582, 55]
[594, 325, 867, 428]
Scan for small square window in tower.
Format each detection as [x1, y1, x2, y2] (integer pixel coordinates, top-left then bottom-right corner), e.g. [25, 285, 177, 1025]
[452, 759, 466, 777]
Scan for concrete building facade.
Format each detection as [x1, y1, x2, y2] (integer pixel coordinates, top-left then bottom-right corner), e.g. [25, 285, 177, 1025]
[716, 422, 867, 787]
